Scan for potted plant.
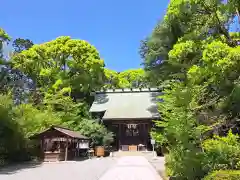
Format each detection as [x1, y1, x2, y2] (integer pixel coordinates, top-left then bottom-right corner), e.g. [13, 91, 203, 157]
[95, 145, 105, 157]
[95, 131, 114, 157]
[103, 132, 114, 156]
[94, 136, 104, 157]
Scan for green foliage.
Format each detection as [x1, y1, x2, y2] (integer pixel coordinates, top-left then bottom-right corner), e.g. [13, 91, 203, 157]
[41, 89, 113, 146]
[15, 104, 62, 138]
[118, 68, 148, 88]
[77, 120, 114, 146]
[154, 83, 206, 179]
[150, 130, 167, 146]
[0, 94, 26, 164]
[103, 68, 149, 89]
[202, 131, 240, 172]
[0, 33, 114, 165]
[12, 38, 34, 53]
[139, 19, 183, 84]
[0, 28, 10, 42]
[0, 28, 10, 59]
[12, 36, 105, 93]
[103, 68, 120, 89]
[145, 0, 240, 179]
[152, 38, 240, 178]
[204, 170, 240, 180]
[141, 0, 240, 83]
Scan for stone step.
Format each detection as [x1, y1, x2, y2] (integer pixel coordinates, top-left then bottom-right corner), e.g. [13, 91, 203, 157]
[113, 151, 155, 157]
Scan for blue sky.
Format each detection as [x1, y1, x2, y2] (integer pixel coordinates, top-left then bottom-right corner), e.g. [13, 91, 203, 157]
[1, 0, 169, 71]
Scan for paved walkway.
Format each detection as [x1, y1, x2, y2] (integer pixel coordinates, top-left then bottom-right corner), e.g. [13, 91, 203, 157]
[99, 156, 162, 180]
[0, 157, 116, 180]
[0, 156, 163, 180]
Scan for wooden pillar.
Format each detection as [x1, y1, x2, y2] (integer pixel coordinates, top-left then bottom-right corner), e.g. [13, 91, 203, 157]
[40, 139, 43, 151]
[65, 138, 69, 161]
[142, 123, 144, 151]
[77, 140, 80, 157]
[40, 138, 44, 159]
[73, 138, 76, 158]
[145, 123, 148, 150]
[118, 124, 121, 151]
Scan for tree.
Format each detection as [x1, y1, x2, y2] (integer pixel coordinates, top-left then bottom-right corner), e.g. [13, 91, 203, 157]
[41, 87, 113, 146]
[0, 94, 26, 164]
[0, 66, 34, 104]
[144, 0, 240, 179]
[141, 0, 240, 84]
[0, 28, 10, 60]
[12, 38, 34, 53]
[0, 29, 33, 103]
[15, 103, 62, 138]
[139, 19, 184, 84]
[103, 68, 149, 89]
[103, 68, 120, 89]
[118, 69, 148, 88]
[12, 36, 105, 93]
[0, 31, 115, 165]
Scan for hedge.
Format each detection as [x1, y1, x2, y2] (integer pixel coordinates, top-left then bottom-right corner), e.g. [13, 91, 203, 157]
[204, 170, 240, 180]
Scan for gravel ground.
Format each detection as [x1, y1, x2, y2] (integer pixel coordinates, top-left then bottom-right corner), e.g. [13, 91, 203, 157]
[0, 157, 117, 180]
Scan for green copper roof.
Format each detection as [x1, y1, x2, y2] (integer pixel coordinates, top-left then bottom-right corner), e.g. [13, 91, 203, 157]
[89, 88, 161, 120]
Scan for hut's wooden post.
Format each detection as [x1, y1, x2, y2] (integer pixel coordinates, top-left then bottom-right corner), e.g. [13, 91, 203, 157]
[40, 139, 43, 150]
[65, 138, 69, 161]
[77, 140, 80, 157]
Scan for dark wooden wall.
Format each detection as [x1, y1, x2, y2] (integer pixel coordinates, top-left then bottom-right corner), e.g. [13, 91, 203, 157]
[104, 120, 153, 150]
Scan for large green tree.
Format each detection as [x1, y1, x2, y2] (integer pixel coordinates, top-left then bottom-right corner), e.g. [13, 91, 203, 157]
[103, 68, 120, 89]
[0, 34, 114, 165]
[118, 68, 148, 88]
[144, 0, 240, 179]
[0, 29, 32, 104]
[103, 68, 149, 89]
[141, 0, 240, 84]
[12, 36, 105, 95]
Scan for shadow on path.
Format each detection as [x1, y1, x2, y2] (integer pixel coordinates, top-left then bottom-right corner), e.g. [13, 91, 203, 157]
[0, 162, 42, 175]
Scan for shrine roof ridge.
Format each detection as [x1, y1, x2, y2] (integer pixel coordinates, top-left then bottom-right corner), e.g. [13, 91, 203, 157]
[94, 87, 161, 94]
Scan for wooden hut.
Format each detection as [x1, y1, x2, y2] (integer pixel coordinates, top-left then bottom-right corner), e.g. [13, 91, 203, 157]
[30, 126, 89, 162]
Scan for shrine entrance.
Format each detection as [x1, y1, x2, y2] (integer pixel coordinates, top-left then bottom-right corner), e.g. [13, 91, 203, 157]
[104, 120, 152, 151]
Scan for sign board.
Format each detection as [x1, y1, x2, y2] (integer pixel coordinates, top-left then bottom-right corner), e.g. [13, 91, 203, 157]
[150, 139, 155, 145]
[77, 141, 89, 149]
[127, 124, 137, 129]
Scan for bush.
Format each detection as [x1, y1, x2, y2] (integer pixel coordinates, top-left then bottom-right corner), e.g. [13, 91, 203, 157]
[0, 94, 27, 165]
[165, 148, 205, 179]
[204, 170, 240, 180]
[202, 131, 240, 172]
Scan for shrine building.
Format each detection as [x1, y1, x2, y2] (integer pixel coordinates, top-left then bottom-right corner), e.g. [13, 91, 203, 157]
[89, 88, 161, 151]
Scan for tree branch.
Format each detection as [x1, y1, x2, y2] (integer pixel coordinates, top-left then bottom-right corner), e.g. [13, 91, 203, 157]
[201, 1, 236, 47]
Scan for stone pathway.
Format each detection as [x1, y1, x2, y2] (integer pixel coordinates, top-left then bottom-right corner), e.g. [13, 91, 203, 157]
[99, 156, 162, 180]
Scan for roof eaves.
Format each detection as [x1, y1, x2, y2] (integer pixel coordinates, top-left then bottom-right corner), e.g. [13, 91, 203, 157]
[94, 88, 162, 94]
[102, 117, 160, 121]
